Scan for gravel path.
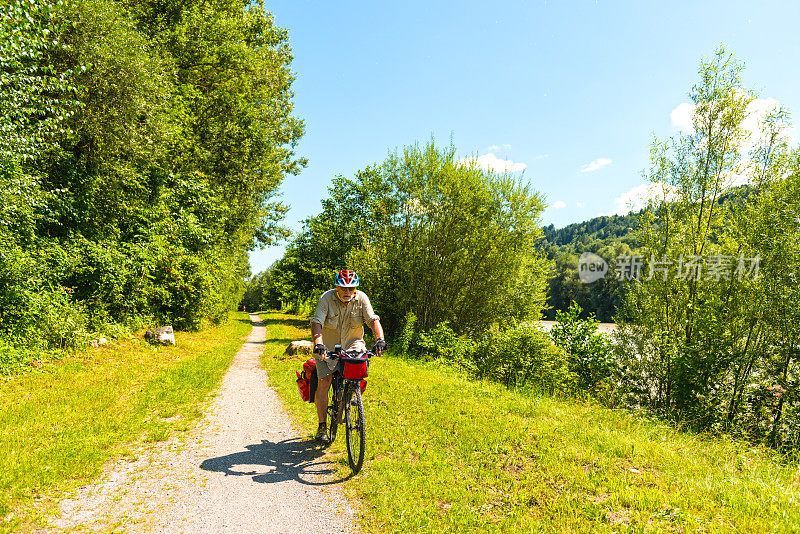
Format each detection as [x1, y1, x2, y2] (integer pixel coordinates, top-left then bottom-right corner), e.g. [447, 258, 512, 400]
[49, 314, 358, 533]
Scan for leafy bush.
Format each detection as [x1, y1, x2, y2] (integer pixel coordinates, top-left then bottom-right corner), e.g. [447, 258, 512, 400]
[0, 337, 41, 377]
[475, 322, 574, 394]
[414, 321, 476, 372]
[549, 301, 615, 392]
[0, 162, 89, 350]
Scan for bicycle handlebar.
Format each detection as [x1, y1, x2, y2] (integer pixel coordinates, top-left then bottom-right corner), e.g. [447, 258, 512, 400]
[325, 349, 376, 361]
[319, 341, 382, 359]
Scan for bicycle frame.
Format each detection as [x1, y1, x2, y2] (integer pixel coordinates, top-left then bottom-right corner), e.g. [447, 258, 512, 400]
[323, 344, 373, 470]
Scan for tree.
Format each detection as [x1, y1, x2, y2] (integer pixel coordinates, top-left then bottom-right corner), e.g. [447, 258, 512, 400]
[727, 160, 800, 448]
[348, 141, 551, 336]
[616, 47, 800, 444]
[263, 166, 387, 310]
[1, 0, 305, 351]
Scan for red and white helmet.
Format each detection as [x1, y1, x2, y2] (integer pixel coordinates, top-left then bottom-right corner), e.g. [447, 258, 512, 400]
[334, 269, 359, 287]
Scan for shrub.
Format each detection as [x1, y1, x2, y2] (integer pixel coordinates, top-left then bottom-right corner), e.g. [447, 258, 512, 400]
[476, 322, 574, 394]
[1, 336, 38, 377]
[414, 321, 476, 372]
[549, 301, 615, 392]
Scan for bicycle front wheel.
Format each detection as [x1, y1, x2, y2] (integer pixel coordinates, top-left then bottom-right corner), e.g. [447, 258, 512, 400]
[344, 383, 366, 473]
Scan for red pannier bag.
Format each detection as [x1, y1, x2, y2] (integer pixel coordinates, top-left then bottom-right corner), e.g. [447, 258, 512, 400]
[296, 370, 310, 401]
[342, 355, 368, 379]
[296, 358, 317, 402]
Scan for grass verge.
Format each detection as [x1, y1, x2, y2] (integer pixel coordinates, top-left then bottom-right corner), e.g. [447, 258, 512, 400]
[0, 312, 253, 532]
[260, 311, 799, 533]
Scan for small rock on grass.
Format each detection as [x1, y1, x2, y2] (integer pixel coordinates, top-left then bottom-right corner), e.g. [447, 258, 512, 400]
[145, 326, 176, 346]
[285, 340, 313, 355]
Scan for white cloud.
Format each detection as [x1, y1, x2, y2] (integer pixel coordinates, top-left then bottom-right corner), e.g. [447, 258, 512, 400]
[458, 153, 527, 173]
[613, 182, 681, 215]
[580, 158, 612, 173]
[576, 202, 584, 208]
[487, 144, 512, 152]
[741, 97, 796, 151]
[551, 200, 567, 209]
[670, 102, 695, 132]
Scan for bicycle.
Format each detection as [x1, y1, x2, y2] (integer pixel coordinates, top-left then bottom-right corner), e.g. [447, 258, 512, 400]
[322, 344, 374, 473]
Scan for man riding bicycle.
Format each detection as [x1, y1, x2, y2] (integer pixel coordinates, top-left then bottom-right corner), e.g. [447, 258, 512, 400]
[310, 269, 386, 442]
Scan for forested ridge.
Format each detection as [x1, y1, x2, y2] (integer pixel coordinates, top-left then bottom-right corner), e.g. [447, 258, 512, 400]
[541, 212, 640, 249]
[1, 0, 303, 370]
[540, 211, 641, 321]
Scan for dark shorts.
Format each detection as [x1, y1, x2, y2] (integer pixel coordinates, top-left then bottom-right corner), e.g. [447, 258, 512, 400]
[316, 357, 337, 380]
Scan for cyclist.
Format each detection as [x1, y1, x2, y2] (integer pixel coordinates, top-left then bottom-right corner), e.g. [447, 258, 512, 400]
[310, 269, 386, 442]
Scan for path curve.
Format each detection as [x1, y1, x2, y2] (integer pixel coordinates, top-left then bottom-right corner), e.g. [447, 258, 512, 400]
[50, 314, 358, 533]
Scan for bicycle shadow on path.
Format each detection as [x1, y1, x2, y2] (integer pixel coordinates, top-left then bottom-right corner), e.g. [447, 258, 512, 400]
[200, 438, 355, 486]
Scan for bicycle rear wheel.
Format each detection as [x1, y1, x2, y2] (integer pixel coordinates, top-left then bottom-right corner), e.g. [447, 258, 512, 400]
[344, 383, 366, 473]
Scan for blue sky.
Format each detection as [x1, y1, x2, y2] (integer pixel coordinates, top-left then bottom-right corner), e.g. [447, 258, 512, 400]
[249, 0, 800, 274]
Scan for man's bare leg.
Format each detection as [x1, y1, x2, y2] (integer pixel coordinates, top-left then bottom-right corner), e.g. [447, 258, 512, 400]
[315, 375, 332, 423]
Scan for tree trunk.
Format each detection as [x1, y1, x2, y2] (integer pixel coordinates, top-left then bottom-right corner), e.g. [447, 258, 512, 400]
[769, 337, 797, 448]
[727, 320, 757, 424]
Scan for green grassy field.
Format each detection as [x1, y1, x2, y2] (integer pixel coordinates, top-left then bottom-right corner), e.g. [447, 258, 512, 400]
[0, 312, 253, 533]
[260, 311, 800, 533]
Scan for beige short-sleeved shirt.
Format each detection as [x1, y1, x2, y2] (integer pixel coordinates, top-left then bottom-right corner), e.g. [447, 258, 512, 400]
[310, 289, 380, 352]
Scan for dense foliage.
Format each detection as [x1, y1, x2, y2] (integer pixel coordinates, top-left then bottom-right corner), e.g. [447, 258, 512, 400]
[549, 302, 614, 392]
[475, 323, 574, 394]
[0, 0, 303, 370]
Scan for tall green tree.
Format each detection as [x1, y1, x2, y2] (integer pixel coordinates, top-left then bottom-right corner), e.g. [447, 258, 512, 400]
[727, 157, 800, 448]
[0, 0, 82, 161]
[348, 141, 551, 335]
[261, 165, 388, 310]
[616, 47, 799, 445]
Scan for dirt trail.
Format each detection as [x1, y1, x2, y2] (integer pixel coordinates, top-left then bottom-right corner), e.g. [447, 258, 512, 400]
[49, 314, 358, 533]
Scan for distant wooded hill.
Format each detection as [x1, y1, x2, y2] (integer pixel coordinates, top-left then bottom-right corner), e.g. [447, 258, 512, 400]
[538, 211, 643, 322]
[541, 211, 641, 251]
[539, 186, 753, 321]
